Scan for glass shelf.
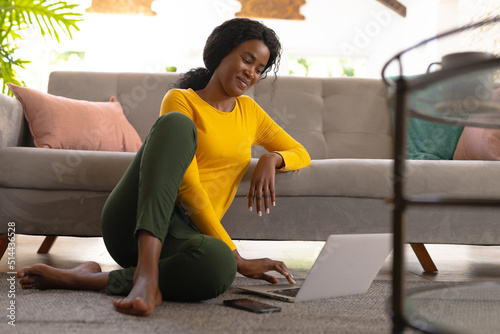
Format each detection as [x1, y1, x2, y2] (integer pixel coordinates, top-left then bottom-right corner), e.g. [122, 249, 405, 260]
[406, 59, 500, 128]
[382, 16, 500, 334]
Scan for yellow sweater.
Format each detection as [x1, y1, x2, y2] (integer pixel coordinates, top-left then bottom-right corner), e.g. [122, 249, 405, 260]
[160, 88, 311, 250]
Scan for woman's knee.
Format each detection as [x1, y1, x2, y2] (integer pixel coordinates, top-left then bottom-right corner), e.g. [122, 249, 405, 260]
[199, 236, 237, 289]
[154, 112, 197, 143]
[159, 235, 236, 301]
[185, 235, 236, 292]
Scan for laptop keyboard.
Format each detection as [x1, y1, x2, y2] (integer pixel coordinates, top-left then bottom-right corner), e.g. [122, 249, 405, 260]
[270, 287, 300, 297]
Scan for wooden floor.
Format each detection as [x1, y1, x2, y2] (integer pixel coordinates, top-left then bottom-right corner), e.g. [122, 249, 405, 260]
[2, 235, 500, 282]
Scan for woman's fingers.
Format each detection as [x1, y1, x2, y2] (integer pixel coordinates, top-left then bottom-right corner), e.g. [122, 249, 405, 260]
[237, 257, 295, 284]
[271, 184, 276, 207]
[247, 154, 278, 216]
[247, 187, 254, 212]
[272, 261, 295, 284]
[247, 180, 275, 216]
[259, 259, 296, 284]
[254, 183, 264, 215]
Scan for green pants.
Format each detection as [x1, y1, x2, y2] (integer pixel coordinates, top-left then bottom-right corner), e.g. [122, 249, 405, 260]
[101, 112, 236, 301]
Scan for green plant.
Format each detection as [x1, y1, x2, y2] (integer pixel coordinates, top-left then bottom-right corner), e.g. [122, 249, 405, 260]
[289, 57, 312, 76]
[0, 0, 82, 95]
[296, 57, 311, 76]
[339, 59, 355, 77]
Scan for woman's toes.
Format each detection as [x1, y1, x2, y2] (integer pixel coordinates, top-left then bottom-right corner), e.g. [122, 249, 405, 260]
[113, 299, 130, 309]
[17, 266, 37, 278]
[19, 276, 33, 285]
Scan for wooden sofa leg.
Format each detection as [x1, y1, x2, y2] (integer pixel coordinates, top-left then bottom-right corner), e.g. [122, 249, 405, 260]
[410, 243, 438, 272]
[37, 236, 58, 254]
[0, 234, 8, 260]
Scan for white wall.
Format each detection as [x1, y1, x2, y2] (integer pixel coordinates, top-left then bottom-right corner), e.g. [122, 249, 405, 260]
[16, 0, 474, 90]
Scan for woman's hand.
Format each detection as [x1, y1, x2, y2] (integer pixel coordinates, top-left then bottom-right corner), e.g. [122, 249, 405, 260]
[233, 249, 295, 284]
[247, 153, 284, 216]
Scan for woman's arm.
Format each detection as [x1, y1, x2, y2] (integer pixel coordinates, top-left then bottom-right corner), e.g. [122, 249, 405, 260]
[254, 106, 311, 172]
[248, 103, 311, 215]
[179, 155, 237, 251]
[182, 154, 295, 284]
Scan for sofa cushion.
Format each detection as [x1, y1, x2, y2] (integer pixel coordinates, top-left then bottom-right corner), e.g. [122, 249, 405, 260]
[252, 77, 393, 160]
[252, 76, 327, 159]
[0, 147, 134, 191]
[7, 83, 142, 152]
[233, 158, 500, 200]
[323, 78, 393, 159]
[4, 149, 499, 199]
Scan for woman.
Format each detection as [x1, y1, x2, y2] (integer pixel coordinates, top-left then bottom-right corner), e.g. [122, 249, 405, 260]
[17, 18, 311, 316]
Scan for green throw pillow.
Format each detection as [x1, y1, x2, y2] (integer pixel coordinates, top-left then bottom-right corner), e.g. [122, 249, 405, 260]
[405, 117, 463, 160]
[389, 75, 464, 160]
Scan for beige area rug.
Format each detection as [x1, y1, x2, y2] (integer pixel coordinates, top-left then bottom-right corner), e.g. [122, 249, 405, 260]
[0, 273, 450, 334]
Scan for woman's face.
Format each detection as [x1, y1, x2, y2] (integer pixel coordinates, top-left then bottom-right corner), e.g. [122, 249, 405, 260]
[213, 39, 271, 97]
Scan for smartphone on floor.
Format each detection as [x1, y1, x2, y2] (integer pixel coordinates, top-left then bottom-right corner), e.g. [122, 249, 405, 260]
[223, 298, 281, 314]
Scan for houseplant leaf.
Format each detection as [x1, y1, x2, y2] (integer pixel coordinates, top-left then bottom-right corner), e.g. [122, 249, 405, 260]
[0, 0, 83, 94]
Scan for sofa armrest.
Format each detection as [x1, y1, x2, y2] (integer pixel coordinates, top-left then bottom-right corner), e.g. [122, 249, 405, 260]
[0, 93, 25, 148]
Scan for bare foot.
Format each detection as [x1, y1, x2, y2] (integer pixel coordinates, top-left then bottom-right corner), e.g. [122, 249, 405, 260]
[112, 229, 163, 316]
[17, 262, 105, 290]
[112, 269, 162, 316]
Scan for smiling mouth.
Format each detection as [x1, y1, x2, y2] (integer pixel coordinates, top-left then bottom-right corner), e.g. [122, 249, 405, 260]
[237, 77, 249, 88]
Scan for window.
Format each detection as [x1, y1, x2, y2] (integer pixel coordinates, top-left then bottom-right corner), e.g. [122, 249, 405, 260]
[288, 56, 367, 77]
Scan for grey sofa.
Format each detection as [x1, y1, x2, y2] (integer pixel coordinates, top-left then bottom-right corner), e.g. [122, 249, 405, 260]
[2, 71, 500, 271]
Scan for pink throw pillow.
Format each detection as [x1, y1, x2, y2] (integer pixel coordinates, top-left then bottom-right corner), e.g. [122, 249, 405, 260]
[453, 127, 500, 160]
[453, 87, 500, 160]
[7, 83, 142, 152]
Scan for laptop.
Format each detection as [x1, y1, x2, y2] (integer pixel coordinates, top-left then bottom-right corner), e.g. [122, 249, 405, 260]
[238, 233, 392, 303]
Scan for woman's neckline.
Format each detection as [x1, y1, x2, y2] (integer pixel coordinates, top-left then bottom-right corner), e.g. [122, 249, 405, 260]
[189, 88, 236, 114]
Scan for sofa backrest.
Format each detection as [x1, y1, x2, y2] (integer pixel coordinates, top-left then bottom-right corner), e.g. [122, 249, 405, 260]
[251, 76, 393, 159]
[43, 71, 392, 159]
